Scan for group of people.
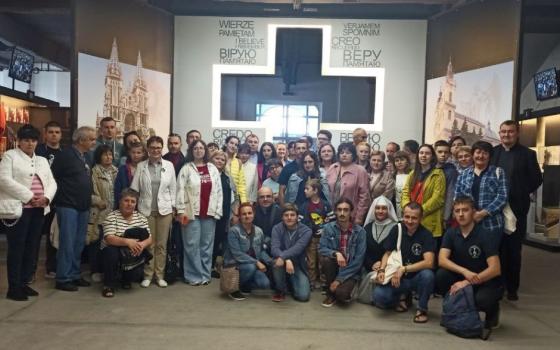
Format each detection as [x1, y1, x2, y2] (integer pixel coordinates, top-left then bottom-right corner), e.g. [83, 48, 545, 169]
[0, 118, 542, 331]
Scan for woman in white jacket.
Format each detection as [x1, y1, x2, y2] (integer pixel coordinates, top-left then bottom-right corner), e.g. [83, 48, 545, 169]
[0, 125, 57, 301]
[130, 136, 176, 288]
[176, 140, 223, 285]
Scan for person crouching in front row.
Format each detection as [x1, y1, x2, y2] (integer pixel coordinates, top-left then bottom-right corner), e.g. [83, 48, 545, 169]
[271, 203, 312, 302]
[372, 202, 435, 323]
[100, 188, 152, 297]
[319, 198, 366, 308]
[223, 203, 272, 301]
[436, 196, 503, 329]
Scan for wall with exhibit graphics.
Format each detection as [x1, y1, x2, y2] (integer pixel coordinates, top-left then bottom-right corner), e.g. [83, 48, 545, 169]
[174, 16, 427, 148]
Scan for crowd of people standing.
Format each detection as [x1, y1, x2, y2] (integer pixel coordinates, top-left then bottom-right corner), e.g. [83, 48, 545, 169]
[0, 117, 542, 332]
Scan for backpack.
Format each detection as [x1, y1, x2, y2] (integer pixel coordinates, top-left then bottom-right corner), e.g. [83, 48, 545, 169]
[164, 225, 182, 284]
[441, 285, 488, 340]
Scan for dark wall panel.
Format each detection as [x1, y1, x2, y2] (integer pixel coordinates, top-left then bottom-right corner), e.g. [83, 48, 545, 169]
[75, 0, 173, 73]
[426, 0, 521, 80]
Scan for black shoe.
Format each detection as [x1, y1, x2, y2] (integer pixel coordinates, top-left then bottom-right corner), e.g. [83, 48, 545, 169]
[22, 285, 39, 297]
[72, 278, 91, 287]
[6, 289, 28, 301]
[56, 282, 78, 292]
[507, 292, 519, 301]
[228, 291, 247, 301]
[211, 270, 221, 279]
[121, 281, 132, 290]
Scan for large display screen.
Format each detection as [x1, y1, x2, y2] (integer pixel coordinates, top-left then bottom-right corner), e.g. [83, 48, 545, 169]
[534, 68, 558, 101]
[8, 47, 34, 84]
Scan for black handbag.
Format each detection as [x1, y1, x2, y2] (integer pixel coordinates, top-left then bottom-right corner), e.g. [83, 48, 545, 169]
[119, 227, 152, 271]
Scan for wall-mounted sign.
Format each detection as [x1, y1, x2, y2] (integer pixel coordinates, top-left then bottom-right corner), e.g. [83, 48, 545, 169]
[217, 19, 267, 65]
[330, 22, 383, 68]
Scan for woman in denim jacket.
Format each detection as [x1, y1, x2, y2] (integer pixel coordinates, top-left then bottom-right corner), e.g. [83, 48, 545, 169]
[285, 151, 330, 207]
[223, 203, 272, 300]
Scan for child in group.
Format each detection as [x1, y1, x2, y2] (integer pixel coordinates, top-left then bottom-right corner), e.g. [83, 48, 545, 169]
[434, 140, 459, 230]
[300, 179, 335, 291]
[262, 158, 283, 202]
[392, 151, 411, 219]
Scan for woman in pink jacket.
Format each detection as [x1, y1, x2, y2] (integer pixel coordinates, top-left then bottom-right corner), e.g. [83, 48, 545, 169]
[326, 142, 371, 224]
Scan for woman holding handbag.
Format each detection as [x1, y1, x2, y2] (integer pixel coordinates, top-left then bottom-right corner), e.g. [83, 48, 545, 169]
[223, 202, 271, 301]
[454, 141, 508, 249]
[354, 195, 398, 304]
[0, 125, 57, 301]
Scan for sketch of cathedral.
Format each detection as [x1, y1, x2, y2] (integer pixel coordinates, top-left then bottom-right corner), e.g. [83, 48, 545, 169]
[96, 38, 151, 141]
[433, 60, 500, 145]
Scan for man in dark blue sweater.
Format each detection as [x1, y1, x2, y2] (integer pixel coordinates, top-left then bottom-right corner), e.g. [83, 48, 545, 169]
[271, 203, 312, 302]
[51, 126, 95, 292]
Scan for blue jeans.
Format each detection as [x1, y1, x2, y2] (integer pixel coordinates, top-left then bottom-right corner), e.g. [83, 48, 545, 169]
[56, 207, 89, 283]
[272, 264, 310, 301]
[372, 269, 435, 312]
[181, 217, 215, 283]
[239, 263, 270, 291]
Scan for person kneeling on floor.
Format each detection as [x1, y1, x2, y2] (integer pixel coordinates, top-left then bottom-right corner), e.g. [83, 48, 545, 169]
[101, 188, 153, 297]
[319, 198, 366, 307]
[436, 196, 503, 329]
[373, 202, 435, 323]
[271, 203, 313, 302]
[223, 203, 272, 301]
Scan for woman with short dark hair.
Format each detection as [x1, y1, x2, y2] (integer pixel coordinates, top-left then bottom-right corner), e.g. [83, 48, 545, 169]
[326, 142, 370, 224]
[0, 124, 57, 300]
[130, 136, 176, 288]
[454, 141, 508, 248]
[87, 144, 118, 282]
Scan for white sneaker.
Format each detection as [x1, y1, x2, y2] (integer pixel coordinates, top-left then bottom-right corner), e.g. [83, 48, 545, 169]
[140, 279, 151, 288]
[91, 273, 103, 283]
[156, 279, 168, 288]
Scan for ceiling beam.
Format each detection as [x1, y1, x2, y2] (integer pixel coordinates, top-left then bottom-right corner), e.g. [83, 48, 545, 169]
[0, 0, 70, 14]
[0, 13, 70, 69]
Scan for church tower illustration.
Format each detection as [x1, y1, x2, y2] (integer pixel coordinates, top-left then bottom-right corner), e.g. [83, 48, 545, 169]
[98, 38, 150, 141]
[433, 60, 456, 141]
[432, 59, 499, 145]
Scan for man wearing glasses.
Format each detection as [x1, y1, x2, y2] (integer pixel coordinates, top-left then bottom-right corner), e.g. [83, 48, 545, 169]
[317, 130, 332, 148]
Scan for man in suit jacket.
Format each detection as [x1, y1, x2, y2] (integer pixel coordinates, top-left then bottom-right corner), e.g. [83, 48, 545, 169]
[491, 120, 542, 301]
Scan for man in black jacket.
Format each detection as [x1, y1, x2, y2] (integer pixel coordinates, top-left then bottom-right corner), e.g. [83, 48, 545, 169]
[51, 126, 96, 292]
[253, 187, 282, 254]
[491, 120, 542, 301]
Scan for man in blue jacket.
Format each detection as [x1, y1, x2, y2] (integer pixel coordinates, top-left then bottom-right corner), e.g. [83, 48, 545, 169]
[319, 198, 366, 307]
[271, 203, 313, 302]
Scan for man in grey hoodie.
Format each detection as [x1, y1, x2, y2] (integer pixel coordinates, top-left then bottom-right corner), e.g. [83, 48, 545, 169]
[271, 203, 312, 302]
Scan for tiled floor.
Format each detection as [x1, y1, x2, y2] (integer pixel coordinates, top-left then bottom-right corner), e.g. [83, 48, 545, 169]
[0, 236, 559, 349]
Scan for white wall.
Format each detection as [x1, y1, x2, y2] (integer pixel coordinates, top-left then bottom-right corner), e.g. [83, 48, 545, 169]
[174, 16, 427, 148]
[0, 69, 70, 107]
[31, 71, 71, 107]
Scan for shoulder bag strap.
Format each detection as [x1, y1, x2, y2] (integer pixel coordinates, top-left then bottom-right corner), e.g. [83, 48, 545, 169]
[396, 223, 402, 252]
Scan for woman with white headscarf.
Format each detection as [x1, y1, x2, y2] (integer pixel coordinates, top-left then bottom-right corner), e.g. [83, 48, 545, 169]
[355, 195, 398, 304]
[363, 195, 398, 272]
